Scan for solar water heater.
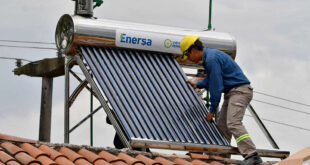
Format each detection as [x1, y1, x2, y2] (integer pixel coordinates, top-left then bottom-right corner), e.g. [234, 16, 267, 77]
[56, 14, 237, 150]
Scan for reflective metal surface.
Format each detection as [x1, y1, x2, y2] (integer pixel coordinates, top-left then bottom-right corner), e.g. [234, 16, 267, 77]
[56, 14, 236, 58]
[55, 15, 74, 54]
[79, 45, 229, 146]
[75, 0, 93, 17]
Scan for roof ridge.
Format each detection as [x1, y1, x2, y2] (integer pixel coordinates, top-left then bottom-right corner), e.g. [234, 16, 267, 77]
[0, 133, 36, 144]
[0, 133, 173, 160]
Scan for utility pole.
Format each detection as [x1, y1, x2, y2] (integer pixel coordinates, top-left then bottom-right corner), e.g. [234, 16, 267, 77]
[39, 77, 53, 142]
[14, 57, 65, 142]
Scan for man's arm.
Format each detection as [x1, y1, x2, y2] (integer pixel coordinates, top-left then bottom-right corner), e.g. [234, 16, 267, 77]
[207, 59, 224, 114]
[196, 77, 209, 89]
[186, 77, 208, 89]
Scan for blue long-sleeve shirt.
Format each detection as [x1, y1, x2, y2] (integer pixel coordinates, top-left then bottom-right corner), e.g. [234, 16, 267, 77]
[196, 48, 250, 113]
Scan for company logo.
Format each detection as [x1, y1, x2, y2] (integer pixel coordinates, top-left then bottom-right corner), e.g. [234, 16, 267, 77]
[120, 33, 152, 46]
[164, 39, 172, 48]
[164, 38, 180, 49]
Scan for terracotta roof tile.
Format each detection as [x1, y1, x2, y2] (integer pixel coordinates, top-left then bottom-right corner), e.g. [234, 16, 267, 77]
[38, 144, 62, 160]
[188, 153, 224, 162]
[98, 151, 127, 165]
[92, 159, 112, 165]
[1, 142, 25, 155]
[0, 139, 264, 165]
[154, 157, 176, 165]
[188, 153, 210, 160]
[21, 143, 46, 158]
[191, 159, 211, 165]
[0, 133, 36, 143]
[0, 132, 284, 165]
[117, 152, 144, 165]
[0, 142, 41, 164]
[75, 158, 93, 165]
[54, 156, 76, 165]
[209, 161, 224, 165]
[135, 154, 162, 165]
[0, 150, 16, 164]
[78, 148, 110, 165]
[36, 156, 57, 165]
[59, 147, 92, 165]
[14, 152, 41, 165]
[110, 161, 129, 165]
[6, 161, 21, 165]
[173, 158, 193, 165]
[21, 143, 57, 165]
[38, 145, 74, 165]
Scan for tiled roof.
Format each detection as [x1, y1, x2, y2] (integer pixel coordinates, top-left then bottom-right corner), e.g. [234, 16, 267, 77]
[275, 146, 310, 165]
[0, 133, 280, 165]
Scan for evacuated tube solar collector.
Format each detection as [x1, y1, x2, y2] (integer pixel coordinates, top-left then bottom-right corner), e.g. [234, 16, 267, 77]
[55, 14, 236, 58]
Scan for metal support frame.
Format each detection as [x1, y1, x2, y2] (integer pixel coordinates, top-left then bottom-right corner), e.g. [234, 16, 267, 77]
[208, 0, 213, 30]
[64, 56, 73, 143]
[68, 79, 88, 108]
[64, 55, 104, 144]
[132, 139, 288, 159]
[90, 81, 94, 146]
[248, 104, 279, 149]
[74, 55, 131, 148]
[69, 70, 98, 98]
[70, 105, 102, 133]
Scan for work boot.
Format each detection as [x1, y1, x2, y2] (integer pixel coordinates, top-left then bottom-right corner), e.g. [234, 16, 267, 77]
[240, 152, 262, 165]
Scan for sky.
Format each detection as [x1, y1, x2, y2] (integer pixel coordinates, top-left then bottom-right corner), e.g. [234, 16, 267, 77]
[0, 0, 310, 159]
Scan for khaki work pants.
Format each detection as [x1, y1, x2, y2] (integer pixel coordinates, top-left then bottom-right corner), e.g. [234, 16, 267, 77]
[217, 84, 257, 157]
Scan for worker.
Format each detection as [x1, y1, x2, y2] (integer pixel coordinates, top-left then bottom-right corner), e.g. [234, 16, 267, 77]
[180, 35, 262, 165]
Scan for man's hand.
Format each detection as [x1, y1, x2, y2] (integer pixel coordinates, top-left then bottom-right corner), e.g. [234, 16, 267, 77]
[206, 112, 215, 122]
[186, 80, 197, 89]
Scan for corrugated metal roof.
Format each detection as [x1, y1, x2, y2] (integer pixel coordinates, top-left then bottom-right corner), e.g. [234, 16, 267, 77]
[79, 45, 228, 148]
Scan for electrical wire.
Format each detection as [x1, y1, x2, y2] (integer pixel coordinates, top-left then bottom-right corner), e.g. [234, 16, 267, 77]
[0, 39, 55, 45]
[245, 114, 310, 132]
[0, 44, 57, 50]
[252, 99, 310, 115]
[1, 39, 309, 130]
[0, 57, 32, 62]
[254, 91, 310, 107]
[197, 89, 310, 115]
[197, 88, 309, 114]
[1, 40, 310, 114]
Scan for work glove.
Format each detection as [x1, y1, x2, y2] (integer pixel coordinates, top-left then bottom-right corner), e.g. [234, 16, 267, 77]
[206, 112, 214, 122]
[186, 79, 197, 89]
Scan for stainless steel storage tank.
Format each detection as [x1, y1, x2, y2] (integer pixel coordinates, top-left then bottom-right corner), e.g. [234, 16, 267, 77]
[56, 14, 236, 60]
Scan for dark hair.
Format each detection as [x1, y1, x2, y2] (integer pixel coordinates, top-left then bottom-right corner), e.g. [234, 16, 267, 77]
[187, 39, 204, 54]
[193, 39, 204, 51]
